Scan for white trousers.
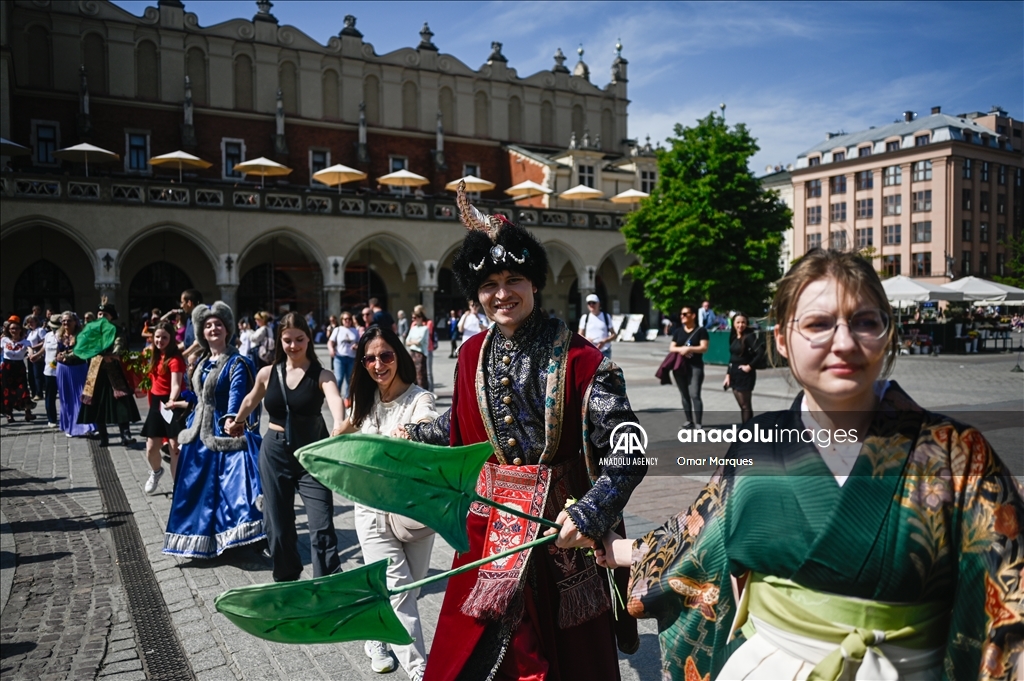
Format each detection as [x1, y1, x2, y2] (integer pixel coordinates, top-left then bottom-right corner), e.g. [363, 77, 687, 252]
[354, 504, 435, 678]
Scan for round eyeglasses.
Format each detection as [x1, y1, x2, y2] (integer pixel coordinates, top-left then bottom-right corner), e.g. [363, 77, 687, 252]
[792, 309, 890, 344]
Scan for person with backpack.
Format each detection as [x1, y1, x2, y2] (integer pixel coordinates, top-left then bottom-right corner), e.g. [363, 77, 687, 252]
[578, 294, 616, 358]
[250, 311, 275, 369]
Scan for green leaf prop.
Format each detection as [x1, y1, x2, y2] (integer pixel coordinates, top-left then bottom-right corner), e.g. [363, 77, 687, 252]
[214, 560, 412, 645]
[296, 434, 494, 553]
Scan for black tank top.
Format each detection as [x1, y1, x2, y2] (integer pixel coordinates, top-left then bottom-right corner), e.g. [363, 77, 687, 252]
[265, 362, 324, 427]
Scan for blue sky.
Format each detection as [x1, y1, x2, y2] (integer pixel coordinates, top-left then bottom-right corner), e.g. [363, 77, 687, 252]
[113, 1, 1022, 173]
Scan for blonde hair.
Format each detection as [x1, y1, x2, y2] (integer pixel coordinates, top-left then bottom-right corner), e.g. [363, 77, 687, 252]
[770, 249, 899, 375]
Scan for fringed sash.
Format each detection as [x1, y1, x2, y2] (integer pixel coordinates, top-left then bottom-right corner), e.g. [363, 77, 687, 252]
[81, 355, 132, 404]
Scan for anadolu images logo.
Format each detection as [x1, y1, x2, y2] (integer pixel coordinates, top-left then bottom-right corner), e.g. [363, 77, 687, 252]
[610, 422, 648, 456]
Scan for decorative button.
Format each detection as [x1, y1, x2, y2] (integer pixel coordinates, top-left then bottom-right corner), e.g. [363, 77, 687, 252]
[502, 396, 512, 404]
[502, 355, 511, 365]
[507, 438, 517, 447]
[503, 340, 513, 350]
[501, 377, 510, 386]
[513, 457, 523, 465]
[504, 415, 513, 424]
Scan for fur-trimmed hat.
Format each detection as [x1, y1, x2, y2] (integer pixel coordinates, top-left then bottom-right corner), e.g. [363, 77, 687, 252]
[191, 301, 235, 351]
[451, 181, 548, 300]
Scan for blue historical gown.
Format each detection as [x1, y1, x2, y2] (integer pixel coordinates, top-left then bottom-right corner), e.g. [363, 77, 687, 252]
[163, 350, 265, 558]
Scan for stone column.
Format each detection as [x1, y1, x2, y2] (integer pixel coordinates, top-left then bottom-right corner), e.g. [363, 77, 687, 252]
[324, 287, 343, 318]
[419, 286, 436, 323]
[218, 285, 238, 314]
[418, 259, 439, 322]
[93, 248, 120, 311]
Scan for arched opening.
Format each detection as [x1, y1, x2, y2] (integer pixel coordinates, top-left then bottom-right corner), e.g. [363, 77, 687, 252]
[136, 40, 159, 100]
[474, 91, 489, 138]
[629, 279, 651, 319]
[571, 104, 585, 144]
[601, 109, 615, 151]
[13, 260, 74, 317]
[541, 100, 555, 146]
[363, 74, 381, 125]
[82, 32, 107, 95]
[339, 267, 388, 314]
[280, 61, 298, 115]
[439, 86, 455, 133]
[567, 276, 580, 323]
[322, 69, 340, 119]
[128, 261, 192, 320]
[237, 234, 322, 321]
[186, 46, 207, 106]
[234, 54, 253, 110]
[508, 96, 523, 142]
[402, 81, 419, 129]
[26, 25, 51, 89]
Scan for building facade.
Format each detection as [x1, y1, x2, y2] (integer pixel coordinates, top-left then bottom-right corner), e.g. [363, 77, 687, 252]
[791, 106, 1023, 282]
[0, 0, 658, 327]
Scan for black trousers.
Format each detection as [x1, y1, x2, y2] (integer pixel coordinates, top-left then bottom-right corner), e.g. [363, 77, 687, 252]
[258, 429, 341, 582]
[44, 375, 58, 424]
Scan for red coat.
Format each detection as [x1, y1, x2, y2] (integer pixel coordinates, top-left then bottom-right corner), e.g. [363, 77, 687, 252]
[425, 330, 636, 681]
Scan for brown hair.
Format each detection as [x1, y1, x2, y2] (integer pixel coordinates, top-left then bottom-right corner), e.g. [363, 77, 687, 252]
[148, 322, 184, 376]
[273, 312, 318, 365]
[769, 248, 898, 375]
[350, 325, 417, 430]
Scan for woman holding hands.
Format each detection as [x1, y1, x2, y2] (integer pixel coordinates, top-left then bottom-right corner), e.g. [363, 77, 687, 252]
[227, 313, 345, 583]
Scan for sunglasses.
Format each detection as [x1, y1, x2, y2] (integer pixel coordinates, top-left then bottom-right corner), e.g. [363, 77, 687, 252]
[362, 351, 396, 367]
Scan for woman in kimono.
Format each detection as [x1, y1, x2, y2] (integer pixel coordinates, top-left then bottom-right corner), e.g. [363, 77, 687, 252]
[597, 248, 1023, 680]
[163, 301, 265, 559]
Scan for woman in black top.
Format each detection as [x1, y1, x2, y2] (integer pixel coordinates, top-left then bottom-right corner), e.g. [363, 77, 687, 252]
[670, 305, 709, 429]
[228, 313, 346, 582]
[722, 312, 764, 424]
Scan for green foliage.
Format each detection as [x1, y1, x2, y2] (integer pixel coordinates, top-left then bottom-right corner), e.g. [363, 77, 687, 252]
[994, 230, 1024, 288]
[622, 113, 791, 315]
[215, 560, 413, 644]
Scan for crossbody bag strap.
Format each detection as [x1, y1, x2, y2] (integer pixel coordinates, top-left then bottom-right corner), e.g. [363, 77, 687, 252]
[276, 363, 292, 446]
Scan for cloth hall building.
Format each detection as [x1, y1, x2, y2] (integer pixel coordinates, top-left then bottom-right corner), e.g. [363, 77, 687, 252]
[0, 0, 657, 327]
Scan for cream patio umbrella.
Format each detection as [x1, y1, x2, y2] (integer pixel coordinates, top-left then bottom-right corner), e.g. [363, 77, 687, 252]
[940, 276, 1024, 303]
[504, 180, 552, 200]
[52, 142, 119, 177]
[378, 169, 430, 189]
[148, 150, 212, 183]
[881, 275, 965, 324]
[444, 175, 496, 192]
[610, 188, 650, 204]
[559, 184, 604, 207]
[313, 164, 368, 193]
[0, 138, 31, 156]
[233, 157, 293, 188]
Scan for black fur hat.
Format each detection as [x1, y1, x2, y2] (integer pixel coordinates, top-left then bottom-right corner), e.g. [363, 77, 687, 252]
[451, 181, 548, 300]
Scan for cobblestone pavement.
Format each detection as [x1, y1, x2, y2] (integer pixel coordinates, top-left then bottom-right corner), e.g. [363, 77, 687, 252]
[1, 337, 1020, 680]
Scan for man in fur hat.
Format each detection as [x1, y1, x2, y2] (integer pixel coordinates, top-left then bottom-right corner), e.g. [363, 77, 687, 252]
[401, 182, 645, 681]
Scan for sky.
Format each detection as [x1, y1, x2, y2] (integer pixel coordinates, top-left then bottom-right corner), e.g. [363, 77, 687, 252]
[113, 0, 1023, 173]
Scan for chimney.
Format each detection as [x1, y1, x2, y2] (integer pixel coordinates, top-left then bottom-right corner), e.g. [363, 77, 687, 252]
[931, 106, 941, 115]
[903, 111, 915, 122]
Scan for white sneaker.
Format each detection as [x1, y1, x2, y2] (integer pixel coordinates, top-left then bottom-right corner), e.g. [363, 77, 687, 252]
[694, 424, 703, 430]
[144, 467, 164, 494]
[364, 640, 396, 674]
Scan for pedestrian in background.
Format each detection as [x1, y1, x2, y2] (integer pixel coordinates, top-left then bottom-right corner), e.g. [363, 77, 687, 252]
[413, 304, 435, 390]
[670, 305, 709, 430]
[396, 310, 409, 339]
[447, 309, 460, 358]
[55, 312, 94, 437]
[250, 311, 274, 369]
[141, 322, 187, 493]
[327, 311, 359, 408]
[1, 316, 34, 423]
[578, 293, 616, 358]
[404, 309, 430, 389]
[179, 288, 204, 360]
[228, 312, 344, 582]
[75, 309, 140, 447]
[38, 314, 62, 427]
[24, 314, 47, 401]
[698, 299, 716, 330]
[457, 299, 487, 341]
[723, 312, 764, 424]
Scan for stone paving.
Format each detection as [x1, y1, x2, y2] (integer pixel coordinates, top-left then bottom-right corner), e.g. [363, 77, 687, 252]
[1, 335, 1020, 680]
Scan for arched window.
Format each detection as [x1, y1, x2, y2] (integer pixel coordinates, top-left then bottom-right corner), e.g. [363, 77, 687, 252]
[26, 26, 51, 89]
[402, 81, 419, 129]
[13, 260, 75, 315]
[508, 96, 523, 142]
[82, 33, 107, 95]
[601, 108, 615, 150]
[439, 86, 454, 133]
[322, 69, 339, 119]
[186, 47, 207, 106]
[363, 75, 381, 125]
[136, 40, 158, 99]
[234, 54, 253, 110]
[280, 61, 298, 115]
[541, 100, 554, 146]
[571, 104, 585, 143]
[474, 91, 489, 138]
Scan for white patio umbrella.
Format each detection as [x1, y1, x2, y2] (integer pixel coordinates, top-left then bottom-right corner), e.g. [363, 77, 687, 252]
[558, 184, 604, 201]
[610, 188, 650, 204]
[52, 143, 119, 177]
[444, 175, 496, 192]
[0, 138, 31, 156]
[882, 275, 966, 304]
[504, 180, 552, 200]
[233, 157, 293, 188]
[148, 150, 212, 183]
[312, 164, 367, 193]
[378, 169, 429, 188]
[940, 276, 1024, 303]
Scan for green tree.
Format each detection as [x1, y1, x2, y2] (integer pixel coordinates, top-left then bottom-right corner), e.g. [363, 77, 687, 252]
[622, 112, 791, 316]
[994, 230, 1024, 288]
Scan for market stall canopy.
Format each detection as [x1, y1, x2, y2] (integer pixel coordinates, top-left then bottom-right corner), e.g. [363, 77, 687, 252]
[881, 275, 966, 303]
[0, 138, 31, 156]
[940, 276, 1024, 303]
[610, 188, 650, 204]
[233, 157, 293, 188]
[558, 184, 604, 200]
[52, 143, 119, 177]
[312, 164, 368, 193]
[504, 180, 552, 199]
[377, 169, 429, 187]
[444, 175, 496, 192]
[148, 150, 212, 182]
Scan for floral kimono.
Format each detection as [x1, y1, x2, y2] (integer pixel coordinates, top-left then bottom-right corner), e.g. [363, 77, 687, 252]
[628, 382, 1022, 681]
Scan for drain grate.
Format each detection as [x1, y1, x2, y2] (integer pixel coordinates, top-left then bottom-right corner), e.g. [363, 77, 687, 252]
[90, 440, 196, 681]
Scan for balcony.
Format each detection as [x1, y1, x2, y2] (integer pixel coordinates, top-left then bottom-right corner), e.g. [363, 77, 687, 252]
[1, 172, 629, 231]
